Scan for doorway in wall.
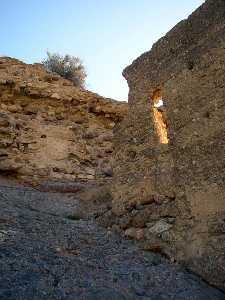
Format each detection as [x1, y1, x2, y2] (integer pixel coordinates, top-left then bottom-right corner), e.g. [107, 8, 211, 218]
[152, 89, 169, 144]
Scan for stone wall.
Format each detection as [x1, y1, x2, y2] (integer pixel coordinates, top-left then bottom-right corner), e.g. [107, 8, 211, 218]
[111, 0, 225, 289]
[0, 57, 127, 183]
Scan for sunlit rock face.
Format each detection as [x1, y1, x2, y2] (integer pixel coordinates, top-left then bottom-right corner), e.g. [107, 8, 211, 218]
[0, 57, 127, 184]
[111, 0, 225, 290]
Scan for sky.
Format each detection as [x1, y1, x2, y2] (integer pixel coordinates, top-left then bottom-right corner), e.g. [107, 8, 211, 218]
[1, 0, 205, 101]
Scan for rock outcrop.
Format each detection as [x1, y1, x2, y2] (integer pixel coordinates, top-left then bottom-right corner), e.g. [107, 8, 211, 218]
[110, 0, 225, 290]
[0, 57, 127, 183]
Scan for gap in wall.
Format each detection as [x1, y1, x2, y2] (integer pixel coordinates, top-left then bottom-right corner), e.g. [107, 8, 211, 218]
[152, 89, 169, 144]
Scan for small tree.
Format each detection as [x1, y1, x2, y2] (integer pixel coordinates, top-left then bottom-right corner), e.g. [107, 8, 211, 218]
[42, 52, 87, 88]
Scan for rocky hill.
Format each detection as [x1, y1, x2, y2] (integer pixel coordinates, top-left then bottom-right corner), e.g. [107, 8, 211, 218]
[0, 57, 127, 184]
[1, 2, 225, 297]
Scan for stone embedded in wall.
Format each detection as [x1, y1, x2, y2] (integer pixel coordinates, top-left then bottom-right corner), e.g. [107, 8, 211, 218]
[147, 220, 173, 235]
[124, 227, 145, 241]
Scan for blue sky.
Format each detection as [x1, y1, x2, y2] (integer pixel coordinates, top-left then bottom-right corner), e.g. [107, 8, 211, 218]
[1, 0, 204, 101]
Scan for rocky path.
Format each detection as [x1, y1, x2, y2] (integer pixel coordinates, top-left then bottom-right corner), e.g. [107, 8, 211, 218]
[0, 183, 225, 300]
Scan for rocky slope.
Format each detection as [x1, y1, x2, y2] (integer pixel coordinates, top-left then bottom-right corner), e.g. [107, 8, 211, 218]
[0, 57, 127, 184]
[1, 180, 225, 299]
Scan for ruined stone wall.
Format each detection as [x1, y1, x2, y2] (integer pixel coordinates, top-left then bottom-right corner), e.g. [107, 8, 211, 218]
[0, 57, 127, 184]
[112, 0, 225, 289]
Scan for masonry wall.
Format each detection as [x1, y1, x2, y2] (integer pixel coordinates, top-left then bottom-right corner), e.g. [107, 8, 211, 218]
[112, 0, 225, 289]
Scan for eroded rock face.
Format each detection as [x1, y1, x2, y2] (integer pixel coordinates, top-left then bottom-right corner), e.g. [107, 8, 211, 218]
[0, 57, 127, 183]
[0, 112, 22, 173]
[111, 0, 225, 290]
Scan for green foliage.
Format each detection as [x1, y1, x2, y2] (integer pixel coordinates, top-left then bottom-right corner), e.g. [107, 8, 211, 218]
[42, 52, 87, 88]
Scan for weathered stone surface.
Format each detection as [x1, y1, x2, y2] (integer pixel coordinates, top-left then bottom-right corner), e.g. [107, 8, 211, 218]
[111, 0, 225, 290]
[0, 57, 127, 183]
[124, 227, 145, 240]
[147, 220, 173, 235]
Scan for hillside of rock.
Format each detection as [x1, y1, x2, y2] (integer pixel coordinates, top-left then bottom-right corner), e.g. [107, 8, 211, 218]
[0, 57, 127, 184]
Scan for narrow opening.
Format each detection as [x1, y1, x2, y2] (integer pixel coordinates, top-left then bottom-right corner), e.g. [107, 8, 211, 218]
[152, 89, 169, 144]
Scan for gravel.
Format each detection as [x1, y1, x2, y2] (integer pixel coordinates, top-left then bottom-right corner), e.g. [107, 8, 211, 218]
[0, 184, 224, 300]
